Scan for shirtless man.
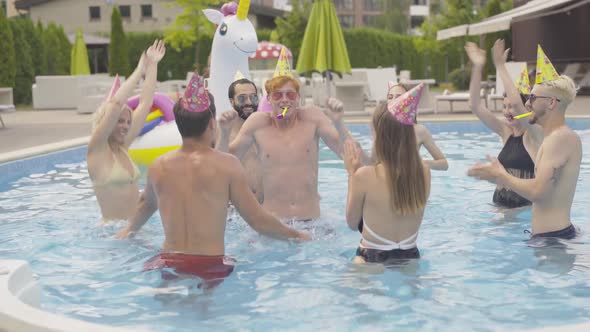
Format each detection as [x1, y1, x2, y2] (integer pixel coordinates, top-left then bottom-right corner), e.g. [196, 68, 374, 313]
[217, 78, 263, 202]
[468, 75, 581, 240]
[116, 89, 308, 286]
[218, 75, 350, 221]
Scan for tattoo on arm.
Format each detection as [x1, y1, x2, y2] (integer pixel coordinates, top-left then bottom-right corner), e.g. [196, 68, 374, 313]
[550, 167, 559, 183]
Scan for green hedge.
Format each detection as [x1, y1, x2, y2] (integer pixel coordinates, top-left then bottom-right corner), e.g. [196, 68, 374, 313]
[0, 7, 16, 89]
[9, 19, 34, 104]
[126, 28, 468, 84]
[341, 28, 464, 83]
[127, 32, 212, 81]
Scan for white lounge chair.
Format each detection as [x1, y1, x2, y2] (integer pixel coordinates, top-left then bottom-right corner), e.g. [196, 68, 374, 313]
[332, 71, 367, 114]
[487, 62, 527, 111]
[0, 87, 16, 128]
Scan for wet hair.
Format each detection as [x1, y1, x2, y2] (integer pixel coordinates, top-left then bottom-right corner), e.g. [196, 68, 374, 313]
[372, 101, 427, 215]
[503, 92, 528, 105]
[264, 76, 301, 94]
[173, 92, 216, 139]
[228, 79, 257, 99]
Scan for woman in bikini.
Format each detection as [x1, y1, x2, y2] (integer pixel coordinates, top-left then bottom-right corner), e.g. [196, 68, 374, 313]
[465, 40, 543, 209]
[343, 87, 431, 264]
[387, 83, 448, 171]
[87, 40, 166, 221]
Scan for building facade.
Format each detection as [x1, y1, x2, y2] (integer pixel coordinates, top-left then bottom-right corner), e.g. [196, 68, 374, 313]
[14, 0, 287, 34]
[333, 0, 431, 34]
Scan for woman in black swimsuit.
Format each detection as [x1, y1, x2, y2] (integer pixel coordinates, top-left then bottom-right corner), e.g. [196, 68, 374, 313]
[466, 40, 544, 208]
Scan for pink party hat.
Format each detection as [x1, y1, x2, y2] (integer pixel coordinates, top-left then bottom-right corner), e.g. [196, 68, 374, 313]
[180, 71, 210, 113]
[387, 83, 424, 125]
[107, 74, 121, 101]
[257, 93, 273, 112]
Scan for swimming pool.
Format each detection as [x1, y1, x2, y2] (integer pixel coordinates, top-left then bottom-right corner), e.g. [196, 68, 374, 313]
[1, 121, 590, 331]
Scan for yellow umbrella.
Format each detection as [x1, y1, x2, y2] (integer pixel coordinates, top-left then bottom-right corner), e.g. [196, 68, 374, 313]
[70, 27, 91, 75]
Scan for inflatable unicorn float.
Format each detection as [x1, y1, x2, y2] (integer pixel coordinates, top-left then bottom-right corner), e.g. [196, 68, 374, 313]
[126, 0, 258, 166]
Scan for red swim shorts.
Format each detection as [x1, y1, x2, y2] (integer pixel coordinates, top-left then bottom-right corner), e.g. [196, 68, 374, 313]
[144, 253, 235, 288]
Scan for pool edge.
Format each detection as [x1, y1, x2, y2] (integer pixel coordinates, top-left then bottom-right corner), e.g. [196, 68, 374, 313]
[0, 260, 135, 332]
[0, 137, 90, 165]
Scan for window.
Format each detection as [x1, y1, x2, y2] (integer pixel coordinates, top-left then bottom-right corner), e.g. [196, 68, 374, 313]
[338, 15, 354, 28]
[334, 0, 353, 10]
[119, 5, 131, 19]
[363, 0, 381, 11]
[410, 15, 425, 29]
[141, 4, 153, 19]
[89, 6, 101, 20]
[362, 15, 378, 27]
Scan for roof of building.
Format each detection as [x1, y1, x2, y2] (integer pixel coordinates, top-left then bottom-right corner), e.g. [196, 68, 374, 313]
[14, 0, 50, 10]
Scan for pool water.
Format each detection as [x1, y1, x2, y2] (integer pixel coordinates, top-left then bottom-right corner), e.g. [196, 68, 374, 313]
[1, 121, 590, 332]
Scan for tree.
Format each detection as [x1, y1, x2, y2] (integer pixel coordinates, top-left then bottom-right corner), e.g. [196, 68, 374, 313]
[0, 7, 16, 88]
[419, 0, 482, 81]
[375, 0, 410, 34]
[57, 25, 71, 74]
[22, 19, 46, 76]
[164, 0, 223, 72]
[483, 0, 513, 76]
[37, 21, 48, 75]
[40, 23, 70, 75]
[109, 7, 130, 76]
[275, 0, 311, 65]
[9, 19, 34, 104]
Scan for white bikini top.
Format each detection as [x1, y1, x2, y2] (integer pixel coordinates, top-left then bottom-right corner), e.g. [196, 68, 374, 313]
[360, 220, 418, 251]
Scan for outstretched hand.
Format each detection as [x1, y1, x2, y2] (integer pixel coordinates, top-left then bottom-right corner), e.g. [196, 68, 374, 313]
[467, 154, 507, 185]
[465, 42, 486, 67]
[145, 39, 166, 65]
[343, 139, 363, 174]
[492, 39, 510, 67]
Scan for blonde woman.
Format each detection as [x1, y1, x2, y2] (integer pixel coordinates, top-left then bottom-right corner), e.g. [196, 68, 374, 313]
[87, 40, 166, 221]
[344, 97, 431, 264]
[465, 40, 543, 208]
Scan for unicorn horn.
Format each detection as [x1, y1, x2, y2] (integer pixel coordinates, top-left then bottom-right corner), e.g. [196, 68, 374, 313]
[236, 0, 251, 20]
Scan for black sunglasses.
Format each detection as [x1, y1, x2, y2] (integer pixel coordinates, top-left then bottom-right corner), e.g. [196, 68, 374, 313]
[528, 94, 560, 104]
[236, 94, 259, 105]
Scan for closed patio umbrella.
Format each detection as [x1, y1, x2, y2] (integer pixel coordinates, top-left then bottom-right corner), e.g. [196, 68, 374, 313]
[296, 0, 351, 97]
[70, 28, 91, 75]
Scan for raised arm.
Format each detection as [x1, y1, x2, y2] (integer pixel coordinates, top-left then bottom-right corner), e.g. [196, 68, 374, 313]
[317, 98, 355, 159]
[216, 110, 239, 152]
[228, 156, 308, 241]
[228, 113, 259, 159]
[125, 40, 166, 148]
[115, 167, 159, 238]
[465, 42, 509, 138]
[492, 39, 544, 144]
[88, 53, 147, 151]
[343, 140, 366, 230]
[418, 125, 449, 171]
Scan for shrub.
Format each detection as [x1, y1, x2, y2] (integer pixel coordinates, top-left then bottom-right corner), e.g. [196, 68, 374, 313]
[449, 67, 471, 91]
[0, 7, 16, 88]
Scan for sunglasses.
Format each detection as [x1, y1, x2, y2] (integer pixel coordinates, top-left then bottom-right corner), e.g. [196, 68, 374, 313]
[528, 94, 560, 104]
[236, 93, 259, 104]
[270, 91, 298, 101]
[387, 94, 402, 100]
